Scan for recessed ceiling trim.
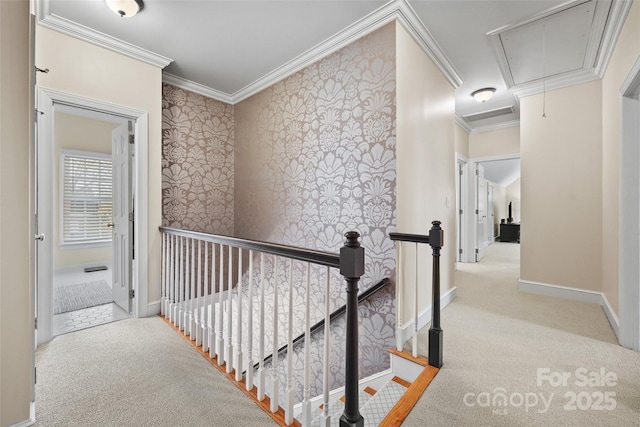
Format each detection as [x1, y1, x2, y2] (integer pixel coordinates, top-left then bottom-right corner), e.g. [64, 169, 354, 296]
[36, 0, 172, 69]
[163, 73, 232, 104]
[470, 119, 520, 134]
[488, 0, 608, 89]
[511, 68, 599, 98]
[463, 105, 515, 122]
[486, 0, 589, 37]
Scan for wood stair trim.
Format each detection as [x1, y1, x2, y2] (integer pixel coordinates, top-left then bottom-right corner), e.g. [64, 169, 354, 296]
[391, 376, 412, 389]
[161, 316, 301, 427]
[363, 386, 377, 396]
[378, 365, 439, 427]
[387, 348, 429, 367]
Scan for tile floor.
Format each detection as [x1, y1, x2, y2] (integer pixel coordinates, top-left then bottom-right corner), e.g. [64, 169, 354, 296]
[53, 302, 131, 336]
[52, 263, 131, 336]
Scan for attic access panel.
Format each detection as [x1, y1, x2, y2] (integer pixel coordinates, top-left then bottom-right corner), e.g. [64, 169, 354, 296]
[489, 0, 611, 87]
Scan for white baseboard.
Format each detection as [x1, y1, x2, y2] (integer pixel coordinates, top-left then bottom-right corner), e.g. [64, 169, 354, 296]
[518, 279, 619, 337]
[400, 286, 457, 344]
[147, 300, 161, 316]
[9, 401, 35, 427]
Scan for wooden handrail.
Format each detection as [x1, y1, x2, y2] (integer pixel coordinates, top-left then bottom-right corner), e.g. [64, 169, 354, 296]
[160, 226, 340, 268]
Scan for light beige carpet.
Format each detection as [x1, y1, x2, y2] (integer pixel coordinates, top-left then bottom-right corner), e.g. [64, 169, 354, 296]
[403, 242, 640, 426]
[35, 316, 277, 426]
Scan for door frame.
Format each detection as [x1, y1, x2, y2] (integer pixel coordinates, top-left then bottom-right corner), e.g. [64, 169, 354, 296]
[455, 154, 469, 264]
[35, 87, 149, 345]
[619, 56, 640, 351]
[469, 154, 521, 262]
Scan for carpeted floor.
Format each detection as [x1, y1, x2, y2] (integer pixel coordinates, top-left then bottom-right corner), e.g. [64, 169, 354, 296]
[403, 242, 640, 426]
[35, 317, 277, 426]
[54, 280, 112, 314]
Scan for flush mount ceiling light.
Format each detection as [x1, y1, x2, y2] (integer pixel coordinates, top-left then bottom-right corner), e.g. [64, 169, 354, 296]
[105, 0, 144, 18]
[471, 87, 496, 103]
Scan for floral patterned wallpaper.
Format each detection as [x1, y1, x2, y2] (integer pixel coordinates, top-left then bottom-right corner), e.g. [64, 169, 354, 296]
[162, 23, 398, 404]
[162, 84, 234, 235]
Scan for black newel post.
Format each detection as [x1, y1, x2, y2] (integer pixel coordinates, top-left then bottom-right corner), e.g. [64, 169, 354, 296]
[339, 231, 365, 427]
[429, 221, 444, 368]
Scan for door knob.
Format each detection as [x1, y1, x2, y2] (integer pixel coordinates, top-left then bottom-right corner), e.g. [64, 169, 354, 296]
[107, 222, 114, 228]
[34, 233, 45, 242]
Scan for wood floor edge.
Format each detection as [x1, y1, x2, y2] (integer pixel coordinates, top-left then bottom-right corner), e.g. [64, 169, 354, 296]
[160, 315, 300, 427]
[378, 365, 439, 426]
[387, 348, 429, 367]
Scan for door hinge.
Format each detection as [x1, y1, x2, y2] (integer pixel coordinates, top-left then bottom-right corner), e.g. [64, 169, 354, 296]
[460, 209, 463, 215]
[129, 134, 135, 144]
[476, 209, 479, 215]
[475, 249, 479, 254]
[459, 249, 463, 254]
[34, 109, 44, 122]
[35, 318, 37, 329]
[129, 212, 134, 222]
[129, 289, 135, 299]
[35, 367, 37, 384]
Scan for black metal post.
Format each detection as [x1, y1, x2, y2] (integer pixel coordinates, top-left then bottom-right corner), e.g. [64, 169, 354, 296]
[339, 231, 365, 427]
[428, 221, 444, 368]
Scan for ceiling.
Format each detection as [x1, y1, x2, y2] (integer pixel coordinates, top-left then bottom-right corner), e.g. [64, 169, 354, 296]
[39, 0, 629, 132]
[480, 158, 521, 187]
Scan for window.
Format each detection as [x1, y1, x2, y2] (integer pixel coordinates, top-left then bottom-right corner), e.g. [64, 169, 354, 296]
[60, 150, 112, 246]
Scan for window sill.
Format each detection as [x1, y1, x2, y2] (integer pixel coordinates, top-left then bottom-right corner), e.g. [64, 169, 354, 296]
[59, 241, 112, 250]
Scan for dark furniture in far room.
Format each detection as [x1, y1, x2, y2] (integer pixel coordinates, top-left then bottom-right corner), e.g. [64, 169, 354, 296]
[500, 223, 520, 243]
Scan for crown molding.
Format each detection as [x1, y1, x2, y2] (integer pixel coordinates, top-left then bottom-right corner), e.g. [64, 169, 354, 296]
[595, 0, 634, 78]
[162, 73, 233, 104]
[454, 115, 472, 133]
[35, 0, 172, 69]
[469, 119, 520, 134]
[231, 0, 462, 103]
[511, 68, 599, 99]
[395, 0, 463, 88]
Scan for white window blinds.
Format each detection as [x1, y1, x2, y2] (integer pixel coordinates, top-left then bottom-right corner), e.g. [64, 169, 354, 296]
[61, 151, 113, 244]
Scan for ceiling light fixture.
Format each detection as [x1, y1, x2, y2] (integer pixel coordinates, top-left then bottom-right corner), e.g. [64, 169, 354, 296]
[471, 87, 496, 103]
[105, 0, 144, 18]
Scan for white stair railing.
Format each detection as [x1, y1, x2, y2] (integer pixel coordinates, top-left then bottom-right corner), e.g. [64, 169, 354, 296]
[160, 226, 365, 426]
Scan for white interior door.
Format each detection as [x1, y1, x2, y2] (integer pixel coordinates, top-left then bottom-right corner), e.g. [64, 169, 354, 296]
[112, 123, 132, 312]
[476, 164, 486, 262]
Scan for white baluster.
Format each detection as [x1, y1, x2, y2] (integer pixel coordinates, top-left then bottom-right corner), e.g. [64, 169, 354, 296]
[413, 242, 419, 358]
[178, 237, 184, 331]
[246, 250, 254, 391]
[235, 248, 243, 382]
[204, 242, 212, 355]
[161, 233, 166, 316]
[217, 243, 225, 365]
[302, 263, 311, 426]
[226, 245, 234, 374]
[196, 239, 202, 346]
[270, 256, 279, 413]
[257, 252, 266, 401]
[396, 242, 403, 351]
[285, 259, 294, 425]
[170, 235, 176, 324]
[321, 266, 330, 426]
[186, 238, 193, 337]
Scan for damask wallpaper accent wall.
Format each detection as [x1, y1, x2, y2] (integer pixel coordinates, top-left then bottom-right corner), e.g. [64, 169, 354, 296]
[162, 84, 235, 235]
[234, 22, 397, 291]
[162, 23, 399, 400]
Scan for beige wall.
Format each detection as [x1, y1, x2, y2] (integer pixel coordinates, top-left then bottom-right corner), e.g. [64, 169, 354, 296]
[602, 1, 640, 315]
[53, 112, 116, 268]
[469, 125, 520, 158]
[0, 1, 32, 425]
[506, 177, 521, 223]
[396, 24, 456, 316]
[455, 123, 469, 157]
[36, 27, 164, 303]
[520, 80, 603, 291]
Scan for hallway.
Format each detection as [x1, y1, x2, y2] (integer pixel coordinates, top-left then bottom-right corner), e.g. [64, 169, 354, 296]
[404, 242, 639, 426]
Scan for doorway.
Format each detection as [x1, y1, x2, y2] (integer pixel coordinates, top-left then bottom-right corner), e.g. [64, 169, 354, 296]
[48, 105, 132, 337]
[35, 88, 148, 345]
